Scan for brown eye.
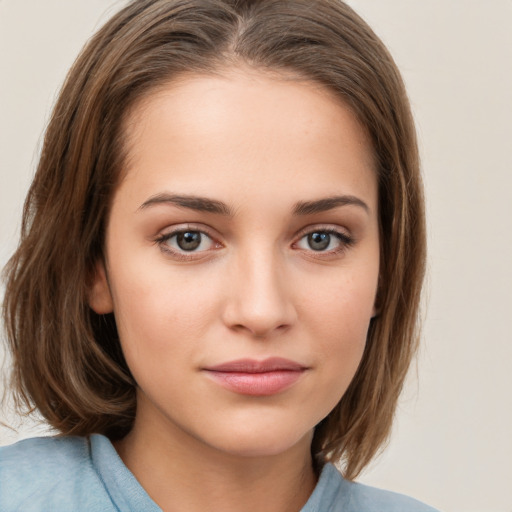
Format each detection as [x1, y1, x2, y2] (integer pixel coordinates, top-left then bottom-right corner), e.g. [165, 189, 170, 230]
[307, 232, 331, 251]
[295, 228, 354, 254]
[158, 229, 216, 254]
[176, 231, 202, 251]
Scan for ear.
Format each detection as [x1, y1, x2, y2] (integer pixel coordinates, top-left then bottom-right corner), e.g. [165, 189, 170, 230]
[88, 261, 113, 314]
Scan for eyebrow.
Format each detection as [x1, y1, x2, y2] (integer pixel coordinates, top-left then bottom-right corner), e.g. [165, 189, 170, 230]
[293, 195, 369, 215]
[138, 193, 369, 216]
[138, 193, 234, 216]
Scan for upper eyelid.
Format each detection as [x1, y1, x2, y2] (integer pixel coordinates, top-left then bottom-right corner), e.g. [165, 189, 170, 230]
[156, 223, 218, 239]
[293, 223, 352, 239]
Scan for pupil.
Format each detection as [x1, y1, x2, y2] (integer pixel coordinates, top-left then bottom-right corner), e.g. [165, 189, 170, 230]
[308, 232, 330, 251]
[177, 232, 201, 251]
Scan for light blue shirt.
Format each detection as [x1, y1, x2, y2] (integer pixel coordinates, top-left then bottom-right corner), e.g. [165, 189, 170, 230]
[0, 435, 439, 511]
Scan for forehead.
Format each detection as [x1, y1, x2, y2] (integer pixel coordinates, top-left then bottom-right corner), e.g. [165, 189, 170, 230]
[117, 67, 377, 212]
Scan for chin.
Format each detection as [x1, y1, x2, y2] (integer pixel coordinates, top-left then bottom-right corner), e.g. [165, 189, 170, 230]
[204, 425, 314, 460]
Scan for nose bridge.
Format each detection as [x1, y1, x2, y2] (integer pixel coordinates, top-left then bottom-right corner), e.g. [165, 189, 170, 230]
[224, 240, 296, 337]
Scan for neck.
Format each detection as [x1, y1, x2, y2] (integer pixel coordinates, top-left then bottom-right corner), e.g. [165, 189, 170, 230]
[114, 411, 317, 512]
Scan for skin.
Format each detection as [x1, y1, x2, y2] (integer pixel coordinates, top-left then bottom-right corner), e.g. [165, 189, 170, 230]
[89, 67, 380, 512]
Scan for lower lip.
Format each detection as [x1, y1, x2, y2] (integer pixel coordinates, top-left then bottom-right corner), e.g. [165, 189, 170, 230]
[203, 370, 304, 396]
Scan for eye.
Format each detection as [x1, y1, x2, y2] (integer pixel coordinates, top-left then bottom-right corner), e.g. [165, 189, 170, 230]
[295, 229, 353, 253]
[174, 231, 206, 251]
[157, 229, 217, 255]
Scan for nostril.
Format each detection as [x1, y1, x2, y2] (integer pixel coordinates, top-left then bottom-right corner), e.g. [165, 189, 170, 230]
[228, 321, 291, 339]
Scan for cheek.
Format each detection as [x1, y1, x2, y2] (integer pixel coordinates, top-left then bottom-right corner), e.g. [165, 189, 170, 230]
[303, 265, 377, 334]
[108, 262, 223, 370]
[301, 268, 376, 390]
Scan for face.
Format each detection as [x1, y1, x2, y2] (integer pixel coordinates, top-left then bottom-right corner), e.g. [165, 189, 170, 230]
[90, 68, 380, 459]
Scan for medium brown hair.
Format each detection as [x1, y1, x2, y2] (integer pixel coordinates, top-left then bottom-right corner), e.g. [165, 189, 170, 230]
[2, 0, 426, 480]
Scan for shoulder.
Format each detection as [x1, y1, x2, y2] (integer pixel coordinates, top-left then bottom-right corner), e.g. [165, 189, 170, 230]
[345, 479, 440, 512]
[308, 463, 440, 512]
[0, 436, 115, 512]
[1, 434, 88, 465]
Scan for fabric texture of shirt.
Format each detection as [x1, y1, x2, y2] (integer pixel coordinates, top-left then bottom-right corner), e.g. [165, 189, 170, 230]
[0, 435, 439, 511]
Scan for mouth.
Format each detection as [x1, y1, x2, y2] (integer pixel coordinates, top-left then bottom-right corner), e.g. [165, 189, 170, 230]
[202, 357, 308, 396]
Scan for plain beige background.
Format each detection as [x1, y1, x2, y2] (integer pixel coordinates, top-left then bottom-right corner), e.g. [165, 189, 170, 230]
[1, 1, 511, 511]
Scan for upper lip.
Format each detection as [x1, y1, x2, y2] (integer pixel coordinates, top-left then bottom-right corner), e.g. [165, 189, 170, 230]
[203, 357, 307, 373]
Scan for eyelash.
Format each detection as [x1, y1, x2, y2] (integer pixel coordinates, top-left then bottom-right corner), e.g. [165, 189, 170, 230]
[154, 225, 219, 261]
[293, 227, 354, 258]
[154, 225, 354, 261]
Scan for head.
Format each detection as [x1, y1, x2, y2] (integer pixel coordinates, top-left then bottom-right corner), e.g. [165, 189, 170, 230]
[2, 0, 425, 479]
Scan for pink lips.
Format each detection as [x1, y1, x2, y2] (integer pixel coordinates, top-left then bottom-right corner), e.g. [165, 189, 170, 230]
[202, 357, 307, 396]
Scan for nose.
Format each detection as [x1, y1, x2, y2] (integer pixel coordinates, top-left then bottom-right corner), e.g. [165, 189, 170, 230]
[221, 248, 297, 339]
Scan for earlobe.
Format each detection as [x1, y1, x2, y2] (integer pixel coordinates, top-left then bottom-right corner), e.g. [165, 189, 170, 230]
[88, 261, 114, 314]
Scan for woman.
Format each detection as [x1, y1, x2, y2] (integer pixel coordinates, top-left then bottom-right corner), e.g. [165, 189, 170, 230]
[1, 1, 436, 510]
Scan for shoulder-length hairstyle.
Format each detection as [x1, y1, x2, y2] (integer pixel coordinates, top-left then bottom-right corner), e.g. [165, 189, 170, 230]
[2, 0, 425, 480]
